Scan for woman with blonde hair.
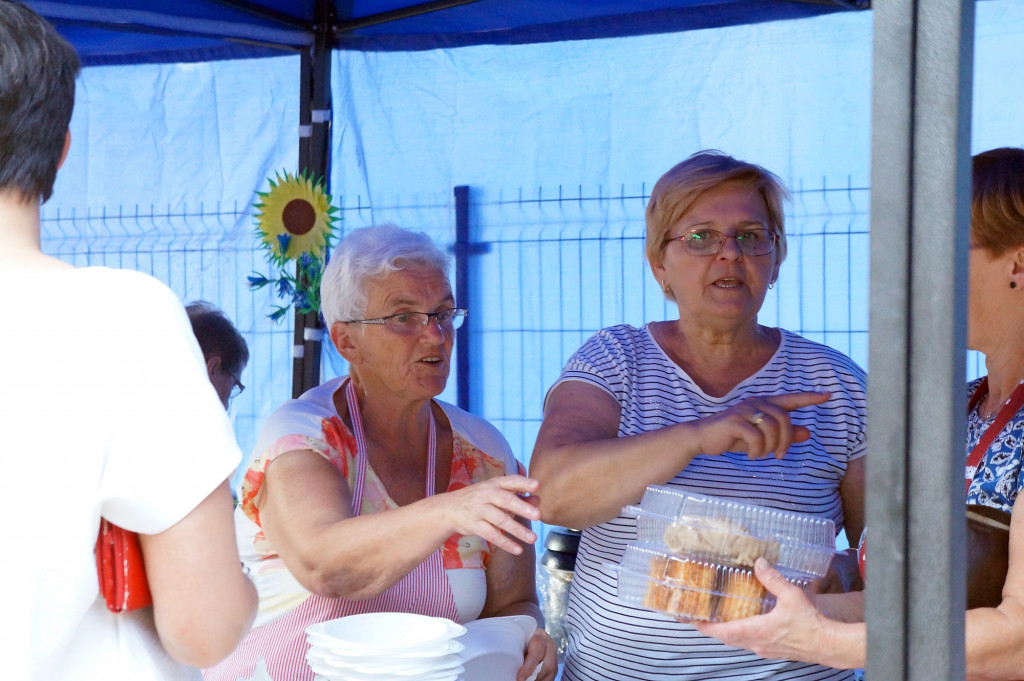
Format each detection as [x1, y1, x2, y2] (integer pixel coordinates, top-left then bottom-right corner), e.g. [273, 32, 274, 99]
[531, 150, 866, 680]
[698, 147, 1024, 680]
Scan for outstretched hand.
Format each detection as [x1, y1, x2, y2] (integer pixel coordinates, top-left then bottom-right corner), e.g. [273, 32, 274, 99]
[438, 475, 541, 555]
[692, 391, 830, 460]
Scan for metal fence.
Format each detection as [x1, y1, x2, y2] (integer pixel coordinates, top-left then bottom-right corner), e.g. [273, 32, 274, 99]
[45, 178, 970, 495]
[464, 178, 872, 469]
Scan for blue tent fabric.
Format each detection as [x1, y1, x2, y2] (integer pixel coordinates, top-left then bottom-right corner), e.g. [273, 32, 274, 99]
[27, 0, 865, 65]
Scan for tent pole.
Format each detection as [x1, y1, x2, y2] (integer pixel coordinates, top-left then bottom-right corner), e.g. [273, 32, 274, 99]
[866, 0, 974, 678]
[293, 0, 334, 398]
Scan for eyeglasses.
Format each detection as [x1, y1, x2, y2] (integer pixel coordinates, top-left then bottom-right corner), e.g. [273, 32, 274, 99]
[228, 371, 245, 400]
[665, 228, 778, 257]
[345, 307, 468, 336]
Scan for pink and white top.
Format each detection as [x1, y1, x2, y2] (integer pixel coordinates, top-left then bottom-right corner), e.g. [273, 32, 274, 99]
[204, 376, 523, 681]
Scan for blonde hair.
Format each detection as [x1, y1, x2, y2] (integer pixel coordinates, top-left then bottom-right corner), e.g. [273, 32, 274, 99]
[645, 150, 790, 271]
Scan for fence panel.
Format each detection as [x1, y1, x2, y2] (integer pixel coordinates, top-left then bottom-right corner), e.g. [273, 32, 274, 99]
[45, 179, 982, 521]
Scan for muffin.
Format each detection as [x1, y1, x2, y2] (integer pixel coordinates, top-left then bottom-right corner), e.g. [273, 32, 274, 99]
[643, 554, 716, 619]
[715, 568, 769, 621]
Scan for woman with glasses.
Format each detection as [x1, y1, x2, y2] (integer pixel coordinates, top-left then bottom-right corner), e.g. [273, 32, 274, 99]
[691, 148, 1024, 679]
[206, 224, 557, 681]
[530, 150, 867, 681]
[186, 301, 249, 410]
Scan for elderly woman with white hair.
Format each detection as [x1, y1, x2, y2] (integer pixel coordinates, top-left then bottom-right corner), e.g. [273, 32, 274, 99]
[206, 225, 557, 681]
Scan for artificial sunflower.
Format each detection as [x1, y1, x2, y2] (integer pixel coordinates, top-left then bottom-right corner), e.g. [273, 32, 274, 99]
[250, 169, 338, 322]
[254, 170, 336, 264]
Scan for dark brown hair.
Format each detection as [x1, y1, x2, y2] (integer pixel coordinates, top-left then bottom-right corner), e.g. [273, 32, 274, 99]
[0, 2, 80, 203]
[972, 147, 1024, 254]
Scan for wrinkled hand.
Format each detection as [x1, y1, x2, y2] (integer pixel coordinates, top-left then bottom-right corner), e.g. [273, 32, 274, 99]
[694, 558, 832, 663]
[439, 475, 541, 555]
[691, 392, 830, 460]
[518, 627, 558, 681]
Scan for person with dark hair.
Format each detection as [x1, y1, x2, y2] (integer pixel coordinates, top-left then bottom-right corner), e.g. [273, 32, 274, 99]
[694, 148, 1024, 679]
[0, 3, 256, 679]
[187, 301, 250, 409]
[530, 150, 866, 680]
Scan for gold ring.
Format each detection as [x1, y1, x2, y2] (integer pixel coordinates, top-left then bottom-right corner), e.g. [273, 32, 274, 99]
[750, 411, 766, 426]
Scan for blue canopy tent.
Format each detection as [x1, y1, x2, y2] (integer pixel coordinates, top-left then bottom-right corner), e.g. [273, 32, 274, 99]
[33, 1, 865, 65]
[28, 0, 869, 399]
[26, 2, 983, 679]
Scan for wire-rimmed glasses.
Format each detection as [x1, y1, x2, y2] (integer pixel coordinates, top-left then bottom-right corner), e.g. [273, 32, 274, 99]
[344, 307, 468, 336]
[665, 228, 778, 257]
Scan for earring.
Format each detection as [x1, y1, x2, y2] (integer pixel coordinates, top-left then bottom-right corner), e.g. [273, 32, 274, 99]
[1012, 282, 1018, 289]
[768, 282, 775, 290]
[661, 280, 671, 294]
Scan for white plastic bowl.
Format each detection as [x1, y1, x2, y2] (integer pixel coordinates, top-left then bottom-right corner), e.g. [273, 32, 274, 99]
[307, 652, 462, 681]
[309, 638, 465, 662]
[306, 647, 463, 674]
[458, 615, 537, 681]
[305, 612, 466, 652]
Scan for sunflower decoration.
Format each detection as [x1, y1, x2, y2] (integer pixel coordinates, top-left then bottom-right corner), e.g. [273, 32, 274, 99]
[248, 170, 338, 322]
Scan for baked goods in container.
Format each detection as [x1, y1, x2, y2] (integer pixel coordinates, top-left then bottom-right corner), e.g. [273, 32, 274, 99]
[663, 516, 780, 567]
[643, 555, 716, 619]
[715, 568, 769, 621]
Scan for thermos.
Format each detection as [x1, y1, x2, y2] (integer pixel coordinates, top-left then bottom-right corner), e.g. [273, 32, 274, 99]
[536, 527, 581, 659]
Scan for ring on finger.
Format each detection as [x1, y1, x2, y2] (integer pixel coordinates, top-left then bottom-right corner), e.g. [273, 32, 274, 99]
[749, 410, 766, 426]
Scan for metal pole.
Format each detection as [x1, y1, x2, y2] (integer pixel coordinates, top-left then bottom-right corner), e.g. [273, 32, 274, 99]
[867, 0, 974, 679]
[455, 185, 471, 412]
[292, 0, 334, 398]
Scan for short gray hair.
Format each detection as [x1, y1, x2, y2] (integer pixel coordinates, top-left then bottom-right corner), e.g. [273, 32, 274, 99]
[320, 224, 451, 327]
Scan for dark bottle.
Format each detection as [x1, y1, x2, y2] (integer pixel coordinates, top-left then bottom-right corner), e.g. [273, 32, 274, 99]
[536, 527, 581, 660]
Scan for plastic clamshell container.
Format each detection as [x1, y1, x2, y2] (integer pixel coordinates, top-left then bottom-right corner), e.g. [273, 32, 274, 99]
[626, 485, 837, 577]
[610, 543, 815, 622]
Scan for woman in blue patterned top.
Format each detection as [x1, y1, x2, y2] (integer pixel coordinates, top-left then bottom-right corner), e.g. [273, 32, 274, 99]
[530, 150, 867, 681]
[699, 147, 1024, 679]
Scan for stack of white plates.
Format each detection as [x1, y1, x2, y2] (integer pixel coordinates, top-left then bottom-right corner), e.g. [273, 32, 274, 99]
[305, 612, 467, 681]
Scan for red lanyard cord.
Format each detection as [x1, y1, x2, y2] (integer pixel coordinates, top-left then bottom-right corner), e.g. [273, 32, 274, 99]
[966, 377, 1024, 494]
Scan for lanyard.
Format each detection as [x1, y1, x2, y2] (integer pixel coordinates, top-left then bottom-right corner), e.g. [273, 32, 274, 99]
[965, 376, 1024, 495]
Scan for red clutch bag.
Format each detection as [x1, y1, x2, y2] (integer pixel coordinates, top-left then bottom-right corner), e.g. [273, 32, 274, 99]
[95, 518, 153, 613]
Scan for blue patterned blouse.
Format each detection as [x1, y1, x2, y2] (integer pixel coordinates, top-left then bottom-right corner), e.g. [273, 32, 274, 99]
[966, 377, 1024, 512]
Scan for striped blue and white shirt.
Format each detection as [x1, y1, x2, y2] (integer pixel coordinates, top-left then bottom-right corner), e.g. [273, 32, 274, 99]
[555, 323, 866, 681]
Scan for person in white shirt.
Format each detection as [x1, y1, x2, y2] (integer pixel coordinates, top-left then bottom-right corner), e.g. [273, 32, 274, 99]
[0, 4, 257, 679]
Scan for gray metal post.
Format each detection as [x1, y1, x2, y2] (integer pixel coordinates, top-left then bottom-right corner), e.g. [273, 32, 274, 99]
[292, 0, 334, 398]
[867, 0, 974, 678]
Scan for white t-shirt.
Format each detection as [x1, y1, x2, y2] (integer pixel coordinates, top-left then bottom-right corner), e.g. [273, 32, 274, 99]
[554, 324, 867, 681]
[0, 267, 243, 680]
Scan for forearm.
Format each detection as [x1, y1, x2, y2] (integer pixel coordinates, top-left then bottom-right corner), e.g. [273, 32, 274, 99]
[966, 602, 1024, 680]
[144, 481, 259, 668]
[156, 570, 258, 668]
[268, 494, 456, 599]
[531, 422, 701, 528]
[818, 621, 866, 670]
[816, 590, 865, 623]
